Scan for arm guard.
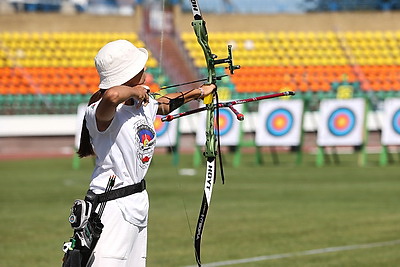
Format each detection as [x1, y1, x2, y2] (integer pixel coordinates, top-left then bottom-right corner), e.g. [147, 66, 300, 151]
[168, 93, 185, 112]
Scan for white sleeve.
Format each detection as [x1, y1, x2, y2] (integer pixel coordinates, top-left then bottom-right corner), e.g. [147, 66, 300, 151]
[84, 101, 99, 134]
[148, 97, 159, 122]
[85, 100, 120, 134]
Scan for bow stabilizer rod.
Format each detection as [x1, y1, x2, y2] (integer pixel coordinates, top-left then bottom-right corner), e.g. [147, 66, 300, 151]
[161, 91, 295, 122]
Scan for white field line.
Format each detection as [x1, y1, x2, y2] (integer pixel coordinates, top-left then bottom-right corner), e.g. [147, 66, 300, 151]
[184, 239, 400, 267]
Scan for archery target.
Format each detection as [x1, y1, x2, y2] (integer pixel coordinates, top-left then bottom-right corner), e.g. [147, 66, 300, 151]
[155, 115, 178, 147]
[327, 108, 356, 136]
[196, 104, 242, 146]
[317, 98, 366, 146]
[216, 109, 234, 136]
[266, 108, 294, 136]
[154, 116, 169, 137]
[255, 100, 304, 146]
[381, 98, 400, 145]
[393, 110, 400, 134]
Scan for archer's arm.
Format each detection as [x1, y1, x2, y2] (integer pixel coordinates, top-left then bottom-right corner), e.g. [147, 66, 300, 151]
[96, 85, 150, 131]
[157, 84, 215, 115]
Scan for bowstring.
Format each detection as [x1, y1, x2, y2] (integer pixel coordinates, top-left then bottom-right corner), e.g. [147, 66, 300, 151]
[155, 0, 195, 244]
[157, 0, 165, 88]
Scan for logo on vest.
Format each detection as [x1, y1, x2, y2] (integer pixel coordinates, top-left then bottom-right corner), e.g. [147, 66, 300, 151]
[135, 122, 156, 168]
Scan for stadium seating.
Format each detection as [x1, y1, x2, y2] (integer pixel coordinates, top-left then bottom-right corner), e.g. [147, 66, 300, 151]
[1, 30, 400, 114]
[0, 32, 167, 115]
[181, 30, 400, 100]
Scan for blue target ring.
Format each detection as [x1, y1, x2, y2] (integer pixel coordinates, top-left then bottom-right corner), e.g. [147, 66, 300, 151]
[216, 109, 234, 136]
[328, 107, 355, 136]
[266, 108, 293, 136]
[391, 109, 400, 135]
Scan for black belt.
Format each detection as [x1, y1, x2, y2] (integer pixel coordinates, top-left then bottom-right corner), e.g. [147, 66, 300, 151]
[85, 180, 146, 205]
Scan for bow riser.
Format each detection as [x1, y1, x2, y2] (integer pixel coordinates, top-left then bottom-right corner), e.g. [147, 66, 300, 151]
[204, 109, 216, 158]
[192, 20, 216, 86]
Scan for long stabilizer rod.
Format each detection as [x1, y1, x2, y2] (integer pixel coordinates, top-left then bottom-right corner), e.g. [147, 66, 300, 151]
[161, 91, 295, 122]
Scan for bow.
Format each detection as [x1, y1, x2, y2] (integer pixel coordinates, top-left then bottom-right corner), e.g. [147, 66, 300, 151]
[160, 1, 294, 265]
[188, 1, 240, 266]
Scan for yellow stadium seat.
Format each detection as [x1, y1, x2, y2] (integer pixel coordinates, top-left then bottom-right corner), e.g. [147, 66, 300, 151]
[321, 31, 334, 41]
[181, 32, 193, 41]
[233, 32, 249, 41]
[209, 32, 224, 41]
[247, 32, 267, 41]
[147, 58, 158, 68]
[41, 32, 51, 41]
[268, 57, 280, 66]
[289, 57, 300, 66]
[265, 32, 276, 41]
[343, 31, 355, 40]
[305, 31, 317, 40]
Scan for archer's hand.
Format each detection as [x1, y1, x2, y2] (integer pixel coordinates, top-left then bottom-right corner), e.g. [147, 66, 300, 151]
[131, 85, 150, 108]
[199, 84, 216, 99]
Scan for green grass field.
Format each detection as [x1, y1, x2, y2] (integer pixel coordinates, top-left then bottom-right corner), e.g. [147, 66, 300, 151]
[0, 152, 399, 267]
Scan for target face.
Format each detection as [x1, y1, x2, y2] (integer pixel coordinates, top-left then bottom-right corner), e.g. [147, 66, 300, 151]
[266, 108, 293, 136]
[255, 100, 304, 146]
[215, 109, 234, 136]
[381, 98, 400, 145]
[328, 108, 356, 136]
[391, 109, 400, 135]
[154, 116, 169, 137]
[196, 105, 242, 146]
[155, 115, 178, 147]
[317, 98, 365, 146]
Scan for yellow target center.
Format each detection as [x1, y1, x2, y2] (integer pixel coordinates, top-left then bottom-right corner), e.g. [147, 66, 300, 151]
[337, 117, 348, 128]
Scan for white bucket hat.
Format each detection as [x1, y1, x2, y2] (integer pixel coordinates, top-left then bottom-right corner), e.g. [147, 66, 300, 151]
[95, 40, 149, 89]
